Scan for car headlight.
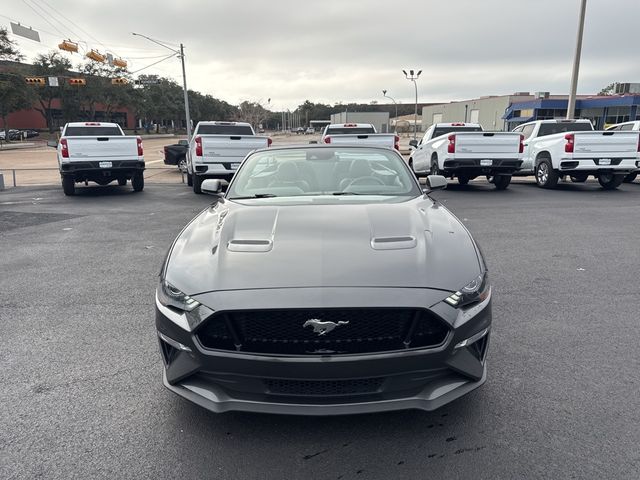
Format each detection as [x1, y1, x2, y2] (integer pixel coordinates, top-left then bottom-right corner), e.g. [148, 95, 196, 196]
[158, 278, 199, 312]
[444, 271, 490, 308]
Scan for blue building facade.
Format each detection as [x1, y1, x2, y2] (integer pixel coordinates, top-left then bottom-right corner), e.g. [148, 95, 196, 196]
[503, 95, 640, 130]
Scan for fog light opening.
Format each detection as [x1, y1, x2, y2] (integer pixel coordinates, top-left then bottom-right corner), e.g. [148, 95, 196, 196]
[158, 332, 192, 353]
[455, 327, 489, 350]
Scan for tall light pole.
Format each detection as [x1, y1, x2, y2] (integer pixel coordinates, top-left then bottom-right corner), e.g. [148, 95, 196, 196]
[382, 89, 398, 132]
[566, 0, 587, 120]
[132, 32, 192, 139]
[403, 69, 421, 140]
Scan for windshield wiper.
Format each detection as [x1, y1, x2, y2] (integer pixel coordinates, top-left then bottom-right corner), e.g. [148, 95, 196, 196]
[228, 193, 278, 199]
[331, 191, 361, 195]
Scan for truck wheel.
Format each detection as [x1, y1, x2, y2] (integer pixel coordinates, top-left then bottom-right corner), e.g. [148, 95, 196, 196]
[535, 159, 559, 188]
[570, 174, 588, 183]
[62, 176, 75, 196]
[193, 175, 203, 194]
[493, 175, 512, 190]
[430, 159, 441, 176]
[408, 159, 419, 178]
[132, 172, 144, 192]
[187, 172, 193, 186]
[178, 158, 187, 172]
[457, 174, 470, 185]
[118, 178, 127, 186]
[598, 173, 625, 190]
[624, 172, 637, 183]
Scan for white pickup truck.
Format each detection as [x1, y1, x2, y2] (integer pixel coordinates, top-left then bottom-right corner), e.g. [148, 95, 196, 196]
[605, 120, 640, 183]
[49, 122, 144, 196]
[187, 121, 271, 194]
[512, 119, 640, 189]
[321, 123, 399, 150]
[409, 123, 523, 189]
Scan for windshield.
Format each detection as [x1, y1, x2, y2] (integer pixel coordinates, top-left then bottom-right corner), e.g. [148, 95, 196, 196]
[64, 126, 123, 136]
[325, 127, 376, 135]
[227, 147, 421, 200]
[432, 126, 483, 138]
[538, 122, 593, 137]
[197, 124, 254, 135]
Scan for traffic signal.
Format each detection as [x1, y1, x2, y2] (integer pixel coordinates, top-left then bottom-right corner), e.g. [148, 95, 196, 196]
[68, 78, 86, 86]
[25, 77, 46, 86]
[85, 50, 106, 63]
[112, 58, 127, 68]
[58, 40, 79, 53]
[111, 77, 129, 85]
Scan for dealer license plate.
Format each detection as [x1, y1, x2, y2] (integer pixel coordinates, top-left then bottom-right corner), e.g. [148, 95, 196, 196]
[231, 163, 240, 169]
[99, 161, 112, 168]
[480, 159, 493, 166]
[599, 158, 611, 165]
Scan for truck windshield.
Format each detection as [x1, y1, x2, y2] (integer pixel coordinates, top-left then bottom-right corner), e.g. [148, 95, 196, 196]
[432, 126, 483, 138]
[537, 122, 593, 137]
[326, 127, 376, 135]
[197, 125, 254, 135]
[64, 126, 123, 136]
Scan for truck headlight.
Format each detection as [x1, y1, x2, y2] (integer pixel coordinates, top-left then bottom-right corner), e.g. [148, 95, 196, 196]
[444, 271, 490, 308]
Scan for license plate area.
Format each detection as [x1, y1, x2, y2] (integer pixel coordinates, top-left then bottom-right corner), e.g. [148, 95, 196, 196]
[480, 159, 493, 166]
[599, 158, 611, 166]
[231, 163, 240, 169]
[99, 161, 113, 168]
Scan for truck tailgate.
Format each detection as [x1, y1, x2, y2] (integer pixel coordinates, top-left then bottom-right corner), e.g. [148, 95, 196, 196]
[453, 132, 521, 157]
[202, 136, 269, 161]
[327, 134, 396, 148]
[572, 131, 639, 157]
[66, 136, 138, 159]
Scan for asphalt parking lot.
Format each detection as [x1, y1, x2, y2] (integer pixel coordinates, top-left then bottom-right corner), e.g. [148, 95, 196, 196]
[1, 179, 640, 479]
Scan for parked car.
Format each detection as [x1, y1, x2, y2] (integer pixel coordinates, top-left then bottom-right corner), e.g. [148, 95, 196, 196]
[321, 123, 399, 150]
[186, 121, 271, 194]
[155, 145, 491, 415]
[0, 129, 21, 141]
[605, 120, 640, 182]
[295, 127, 305, 134]
[163, 139, 189, 171]
[49, 122, 145, 195]
[513, 119, 640, 189]
[304, 127, 315, 135]
[23, 129, 40, 138]
[409, 123, 523, 189]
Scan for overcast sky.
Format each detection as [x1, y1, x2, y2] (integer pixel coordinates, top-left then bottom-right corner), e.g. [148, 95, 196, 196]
[4, 0, 640, 109]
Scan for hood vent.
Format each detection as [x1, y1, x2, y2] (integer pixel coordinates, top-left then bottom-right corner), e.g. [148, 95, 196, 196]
[371, 236, 416, 250]
[227, 239, 273, 252]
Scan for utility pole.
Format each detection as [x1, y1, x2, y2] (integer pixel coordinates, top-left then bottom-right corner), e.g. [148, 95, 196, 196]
[566, 0, 587, 120]
[403, 70, 422, 140]
[382, 90, 398, 132]
[132, 33, 192, 139]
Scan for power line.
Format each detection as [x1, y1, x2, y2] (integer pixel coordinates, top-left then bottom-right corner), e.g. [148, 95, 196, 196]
[129, 53, 176, 74]
[29, 0, 85, 44]
[37, 0, 109, 51]
[19, 0, 66, 37]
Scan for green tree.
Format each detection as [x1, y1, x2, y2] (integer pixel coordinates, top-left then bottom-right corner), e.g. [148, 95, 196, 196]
[598, 83, 616, 96]
[0, 72, 33, 139]
[0, 27, 23, 62]
[31, 52, 73, 132]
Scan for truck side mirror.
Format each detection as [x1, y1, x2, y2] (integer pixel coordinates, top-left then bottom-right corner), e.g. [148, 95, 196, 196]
[409, 139, 418, 148]
[47, 139, 58, 148]
[178, 139, 188, 146]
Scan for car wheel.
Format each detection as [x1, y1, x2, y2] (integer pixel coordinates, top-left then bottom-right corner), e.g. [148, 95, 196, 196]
[570, 174, 588, 183]
[457, 174, 470, 185]
[623, 172, 637, 183]
[193, 174, 203, 194]
[118, 178, 127, 186]
[187, 172, 193, 187]
[492, 175, 511, 190]
[598, 173, 625, 190]
[178, 158, 187, 172]
[132, 172, 144, 192]
[61, 176, 75, 196]
[535, 158, 558, 188]
[430, 158, 441, 176]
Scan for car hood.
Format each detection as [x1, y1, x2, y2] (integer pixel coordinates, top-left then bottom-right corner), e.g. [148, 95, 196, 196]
[164, 197, 482, 295]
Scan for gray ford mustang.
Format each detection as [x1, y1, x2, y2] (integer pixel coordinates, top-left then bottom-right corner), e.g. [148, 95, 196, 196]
[155, 145, 491, 415]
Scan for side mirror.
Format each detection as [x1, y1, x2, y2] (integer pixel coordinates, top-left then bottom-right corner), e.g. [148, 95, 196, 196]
[178, 139, 188, 146]
[424, 175, 447, 192]
[47, 139, 58, 148]
[201, 179, 223, 196]
[409, 139, 418, 148]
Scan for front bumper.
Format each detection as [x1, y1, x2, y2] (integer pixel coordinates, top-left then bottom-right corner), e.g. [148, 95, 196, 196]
[155, 287, 492, 415]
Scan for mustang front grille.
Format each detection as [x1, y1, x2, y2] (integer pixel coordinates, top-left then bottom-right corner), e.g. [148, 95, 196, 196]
[196, 308, 449, 355]
[264, 378, 384, 397]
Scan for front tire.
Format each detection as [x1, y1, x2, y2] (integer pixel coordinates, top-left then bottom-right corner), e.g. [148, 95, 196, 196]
[118, 178, 127, 186]
[624, 172, 637, 183]
[598, 173, 625, 190]
[535, 158, 559, 188]
[61, 176, 75, 196]
[193, 174, 203, 194]
[430, 158, 441, 176]
[132, 172, 144, 192]
[493, 175, 512, 190]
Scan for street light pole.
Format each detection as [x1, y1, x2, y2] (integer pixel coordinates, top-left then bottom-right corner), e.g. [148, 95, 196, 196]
[566, 0, 587, 120]
[132, 32, 192, 139]
[403, 70, 422, 140]
[382, 90, 398, 132]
